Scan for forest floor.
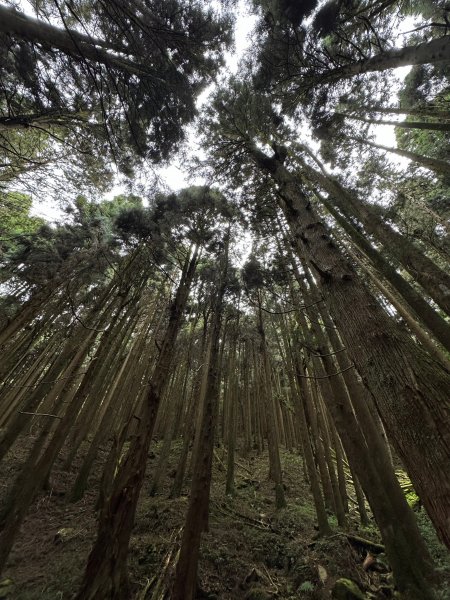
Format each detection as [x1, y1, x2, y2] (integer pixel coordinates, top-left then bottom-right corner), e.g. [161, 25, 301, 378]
[1, 438, 449, 599]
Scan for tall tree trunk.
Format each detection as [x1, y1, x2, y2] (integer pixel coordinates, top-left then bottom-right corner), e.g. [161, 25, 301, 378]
[338, 112, 450, 131]
[256, 296, 286, 509]
[0, 323, 99, 572]
[347, 135, 450, 176]
[149, 365, 187, 496]
[313, 383, 347, 526]
[340, 104, 450, 119]
[249, 146, 450, 573]
[348, 246, 450, 369]
[297, 155, 450, 315]
[172, 239, 229, 600]
[292, 372, 332, 535]
[75, 247, 199, 600]
[312, 188, 450, 353]
[315, 36, 450, 87]
[69, 312, 146, 502]
[170, 316, 211, 499]
[225, 330, 239, 497]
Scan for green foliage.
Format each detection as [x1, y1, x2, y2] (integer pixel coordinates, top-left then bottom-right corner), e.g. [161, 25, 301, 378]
[242, 256, 266, 290]
[397, 64, 450, 161]
[298, 580, 315, 592]
[0, 0, 233, 193]
[387, 175, 449, 272]
[72, 194, 143, 222]
[359, 522, 381, 540]
[416, 511, 450, 573]
[332, 577, 366, 599]
[328, 515, 339, 529]
[0, 192, 44, 257]
[414, 511, 450, 600]
[405, 491, 420, 509]
[403, 0, 448, 20]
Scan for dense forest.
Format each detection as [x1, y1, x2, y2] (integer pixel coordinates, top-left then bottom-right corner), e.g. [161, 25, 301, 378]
[0, 0, 449, 598]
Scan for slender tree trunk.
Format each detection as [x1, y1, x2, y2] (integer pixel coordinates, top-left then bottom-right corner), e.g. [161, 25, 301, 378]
[149, 366, 186, 496]
[292, 376, 332, 535]
[256, 296, 286, 509]
[0, 288, 59, 350]
[75, 247, 199, 600]
[69, 317, 146, 502]
[329, 421, 348, 513]
[350, 465, 370, 526]
[170, 319, 210, 499]
[347, 135, 450, 176]
[0, 322, 97, 463]
[338, 112, 450, 131]
[0, 324, 98, 572]
[275, 316, 332, 533]
[225, 332, 239, 496]
[0, 335, 61, 427]
[341, 104, 450, 119]
[172, 240, 229, 600]
[348, 246, 450, 369]
[314, 384, 347, 526]
[0, 110, 89, 131]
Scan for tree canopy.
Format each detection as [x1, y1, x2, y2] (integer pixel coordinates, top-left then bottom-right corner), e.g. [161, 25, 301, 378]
[0, 1, 449, 599]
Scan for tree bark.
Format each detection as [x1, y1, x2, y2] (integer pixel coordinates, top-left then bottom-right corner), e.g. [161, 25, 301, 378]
[249, 146, 450, 561]
[347, 135, 450, 176]
[172, 239, 228, 600]
[341, 105, 450, 119]
[0, 4, 153, 77]
[298, 156, 450, 315]
[338, 112, 450, 132]
[314, 36, 450, 86]
[75, 247, 198, 600]
[256, 296, 287, 510]
[313, 188, 450, 352]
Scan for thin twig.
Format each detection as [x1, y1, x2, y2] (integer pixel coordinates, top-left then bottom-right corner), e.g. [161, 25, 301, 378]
[19, 411, 62, 419]
[2, 371, 88, 389]
[66, 284, 107, 332]
[297, 364, 355, 379]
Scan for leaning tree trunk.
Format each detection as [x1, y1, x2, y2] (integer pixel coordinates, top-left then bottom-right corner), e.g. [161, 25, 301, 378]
[298, 156, 450, 315]
[347, 135, 450, 177]
[340, 104, 450, 119]
[337, 112, 450, 131]
[312, 188, 450, 353]
[75, 246, 199, 600]
[314, 36, 450, 87]
[0, 4, 150, 77]
[249, 146, 450, 556]
[347, 246, 450, 369]
[0, 322, 99, 572]
[297, 263, 438, 575]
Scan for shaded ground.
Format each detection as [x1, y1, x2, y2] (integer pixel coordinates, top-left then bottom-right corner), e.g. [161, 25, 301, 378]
[1, 437, 449, 599]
